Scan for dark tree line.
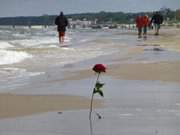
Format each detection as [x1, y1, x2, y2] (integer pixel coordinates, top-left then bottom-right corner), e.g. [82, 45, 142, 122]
[0, 15, 56, 26]
[0, 10, 177, 26]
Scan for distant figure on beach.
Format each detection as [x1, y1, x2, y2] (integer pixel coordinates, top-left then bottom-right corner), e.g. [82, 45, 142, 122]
[135, 15, 143, 38]
[136, 15, 150, 39]
[150, 11, 163, 35]
[142, 15, 150, 39]
[55, 11, 69, 44]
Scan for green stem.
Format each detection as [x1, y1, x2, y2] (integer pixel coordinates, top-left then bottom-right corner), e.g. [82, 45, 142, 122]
[89, 72, 101, 135]
[96, 72, 100, 82]
[89, 90, 94, 120]
[90, 119, 93, 135]
[89, 73, 100, 120]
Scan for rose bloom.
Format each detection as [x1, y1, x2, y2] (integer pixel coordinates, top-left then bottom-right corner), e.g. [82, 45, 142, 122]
[92, 64, 106, 73]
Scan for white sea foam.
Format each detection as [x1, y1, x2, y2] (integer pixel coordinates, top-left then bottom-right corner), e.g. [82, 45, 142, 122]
[10, 35, 71, 48]
[64, 36, 71, 42]
[0, 67, 45, 92]
[0, 67, 27, 80]
[0, 67, 44, 79]
[10, 39, 56, 47]
[118, 113, 134, 117]
[0, 41, 14, 49]
[12, 33, 27, 38]
[28, 72, 45, 77]
[0, 50, 32, 65]
[50, 46, 107, 66]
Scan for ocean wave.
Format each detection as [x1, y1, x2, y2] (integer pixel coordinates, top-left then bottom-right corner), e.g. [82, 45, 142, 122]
[0, 67, 44, 78]
[0, 50, 32, 65]
[0, 41, 14, 49]
[10, 39, 56, 47]
[0, 67, 45, 91]
[10, 38, 71, 48]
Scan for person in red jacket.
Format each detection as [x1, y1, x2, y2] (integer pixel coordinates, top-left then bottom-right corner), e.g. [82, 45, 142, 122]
[142, 15, 150, 38]
[136, 15, 143, 38]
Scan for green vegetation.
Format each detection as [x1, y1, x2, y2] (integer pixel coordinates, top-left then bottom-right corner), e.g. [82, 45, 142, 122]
[0, 9, 178, 26]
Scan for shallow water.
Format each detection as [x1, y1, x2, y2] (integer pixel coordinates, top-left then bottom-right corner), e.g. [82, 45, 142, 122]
[1, 26, 180, 92]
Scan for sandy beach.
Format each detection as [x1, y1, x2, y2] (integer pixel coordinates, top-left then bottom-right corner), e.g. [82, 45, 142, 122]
[64, 61, 180, 83]
[0, 27, 180, 135]
[0, 94, 101, 119]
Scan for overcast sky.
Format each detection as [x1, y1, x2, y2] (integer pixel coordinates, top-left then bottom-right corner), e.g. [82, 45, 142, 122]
[0, 0, 180, 17]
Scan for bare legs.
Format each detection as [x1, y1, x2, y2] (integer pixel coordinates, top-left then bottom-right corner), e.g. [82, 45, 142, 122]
[138, 27, 147, 39]
[138, 27, 142, 38]
[143, 26, 147, 39]
[154, 24, 160, 35]
[59, 36, 65, 44]
[58, 32, 65, 45]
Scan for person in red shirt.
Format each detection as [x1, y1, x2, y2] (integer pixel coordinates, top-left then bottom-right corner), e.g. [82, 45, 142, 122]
[142, 15, 150, 38]
[135, 15, 143, 38]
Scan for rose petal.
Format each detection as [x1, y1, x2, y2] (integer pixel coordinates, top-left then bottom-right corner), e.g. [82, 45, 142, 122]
[92, 64, 106, 73]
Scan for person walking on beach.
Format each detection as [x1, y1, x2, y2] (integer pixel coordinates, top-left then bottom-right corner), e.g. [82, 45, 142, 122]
[135, 15, 143, 38]
[142, 15, 150, 39]
[150, 11, 163, 35]
[55, 11, 69, 44]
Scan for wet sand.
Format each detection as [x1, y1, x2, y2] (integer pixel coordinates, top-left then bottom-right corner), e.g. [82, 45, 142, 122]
[108, 61, 180, 82]
[0, 94, 101, 119]
[144, 27, 180, 52]
[63, 61, 180, 83]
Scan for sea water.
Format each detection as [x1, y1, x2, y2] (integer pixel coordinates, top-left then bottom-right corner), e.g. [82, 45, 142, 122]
[0, 26, 180, 93]
[0, 26, 180, 92]
[0, 26, 133, 92]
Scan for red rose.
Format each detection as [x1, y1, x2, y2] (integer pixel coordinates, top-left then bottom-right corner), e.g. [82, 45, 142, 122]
[92, 64, 106, 73]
